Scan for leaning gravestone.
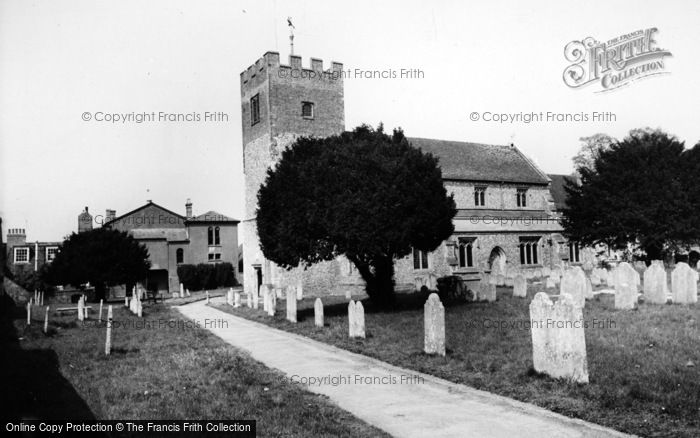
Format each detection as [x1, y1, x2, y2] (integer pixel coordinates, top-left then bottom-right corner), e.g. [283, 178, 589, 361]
[424, 293, 445, 356]
[314, 298, 324, 328]
[513, 274, 527, 298]
[529, 292, 589, 383]
[285, 287, 297, 322]
[560, 267, 587, 307]
[643, 261, 668, 304]
[615, 283, 638, 310]
[348, 301, 366, 339]
[671, 262, 698, 304]
[233, 292, 241, 308]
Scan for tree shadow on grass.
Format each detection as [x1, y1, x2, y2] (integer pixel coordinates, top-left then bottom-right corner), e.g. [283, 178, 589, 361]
[0, 296, 96, 422]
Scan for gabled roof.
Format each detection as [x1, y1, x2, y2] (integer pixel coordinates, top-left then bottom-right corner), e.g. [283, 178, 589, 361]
[408, 137, 550, 185]
[547, 174, 579, 211]
[103, 201, 185, 227]
[187, 211, 239, 224]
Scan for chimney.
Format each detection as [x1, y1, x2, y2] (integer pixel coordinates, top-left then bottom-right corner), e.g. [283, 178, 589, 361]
[185, 198, 193, 219]
[78, 207, 93, 233]
[7, 228, 27, 246]
[105, 209, 116, 224]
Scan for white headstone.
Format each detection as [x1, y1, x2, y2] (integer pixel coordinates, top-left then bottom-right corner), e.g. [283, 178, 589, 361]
[105, 305, 113, 356]
[542, 266, 552, 277]
[77, 297, 84, 321]
[261, 285, 270, 312]
[44, 306, 49, 333]
[179, 283, 184, 299]
[671, 262, 698, 304]
[513, 274, 527, 298]
[26, 302, 31, 325]
[505, 276, 514, 287]
[615, 283, 638, 310]
[296, 283, 303, 301]
[348, 301, 365, 338]
[99, 299, 104, 322]
[314, 298, 324, 327]
[529, 293, 589, 383]
[479, 274, 496, 302]
[252, 289, 259, 310]
[234, 292, 241, 308]
[560, 267, 587, 307]
[643, 261, 668, 304]
[614, 262, 640, 292]
[285, 287, 297, 322]
[246, 292, 252, 308]
[424, 293, 445, 356]
[496, 274, 505, 286]
[545, 277, 556, 289]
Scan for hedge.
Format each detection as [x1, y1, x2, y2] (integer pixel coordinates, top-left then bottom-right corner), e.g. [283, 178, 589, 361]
[176, 262, 238, 291]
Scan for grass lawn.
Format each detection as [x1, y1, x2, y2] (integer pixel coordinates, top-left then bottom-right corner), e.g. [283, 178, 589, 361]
[0, 298, 390, 438]
[213, 284, 700, 438]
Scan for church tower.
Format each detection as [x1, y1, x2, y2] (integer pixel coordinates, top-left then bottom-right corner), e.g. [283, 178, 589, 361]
[240, 52, 345, 296]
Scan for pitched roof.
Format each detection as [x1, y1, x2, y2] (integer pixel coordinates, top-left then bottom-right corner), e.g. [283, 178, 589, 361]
[408, 137, 550, 185]
[547, 174, 578, 210]
[187, 211, 239, 223]
[130, 228, 189, 242]
[103, 201, 185, 227]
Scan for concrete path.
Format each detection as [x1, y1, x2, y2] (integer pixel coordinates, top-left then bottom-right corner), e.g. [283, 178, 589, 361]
[177, 298, 634, 438]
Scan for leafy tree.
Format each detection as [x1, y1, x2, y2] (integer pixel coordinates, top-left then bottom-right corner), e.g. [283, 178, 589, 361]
[256, 124, 456, 307]
[44, 228, 150, 300]
[562, 129, 699, 261]
[572, 133, 616, 172]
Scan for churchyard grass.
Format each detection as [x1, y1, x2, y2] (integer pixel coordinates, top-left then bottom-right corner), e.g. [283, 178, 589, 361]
[214, 284, 700, 438]
[0, 301, 390, 437]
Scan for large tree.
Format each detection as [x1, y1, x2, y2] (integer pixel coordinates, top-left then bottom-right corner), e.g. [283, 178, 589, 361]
[562, 128, 699, 261]
[256, 124, 456, 307]
[44, 228, 151, 300]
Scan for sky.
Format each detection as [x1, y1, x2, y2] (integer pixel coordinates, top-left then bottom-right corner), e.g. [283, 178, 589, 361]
[1, 0, 699, 242]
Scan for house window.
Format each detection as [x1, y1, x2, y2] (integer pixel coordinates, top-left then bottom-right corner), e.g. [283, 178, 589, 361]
[301, 101, 314, 119]
[208, 253, 222, 261]
[458, 238, 475, 268]
[569, 242, 580, 263]
[519, 237, 540, 265]
[46, 246, 59, 262]
[250, 94, 260, 126]
[14, 247, 29, 263]
[413, 248, 429, 270]
[214, 226, 220, 245]
[517, 188, 527, 207]
[208, 227, 214, 245]
[474, 186, 486, 207]
[176, 248, 184, 264]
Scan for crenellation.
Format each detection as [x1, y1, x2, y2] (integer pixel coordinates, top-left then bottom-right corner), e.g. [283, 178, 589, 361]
[311, 57, 323, 71]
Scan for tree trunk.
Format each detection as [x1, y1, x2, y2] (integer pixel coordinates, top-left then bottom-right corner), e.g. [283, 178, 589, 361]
[351, 255, 396, 309]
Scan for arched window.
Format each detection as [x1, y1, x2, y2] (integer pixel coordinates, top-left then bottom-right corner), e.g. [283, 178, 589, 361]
[214, 226, 220, 245]
[458, 238, 475, 268]
[176, 248, 184, 264]
[519, 237, 540, 265]
[208, 227, 214, 245]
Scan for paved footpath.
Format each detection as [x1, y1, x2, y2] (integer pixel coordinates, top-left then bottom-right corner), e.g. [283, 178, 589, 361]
[177, 298, 634, 438]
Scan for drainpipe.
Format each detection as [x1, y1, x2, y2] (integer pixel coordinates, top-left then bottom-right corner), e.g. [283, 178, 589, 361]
[34, 241, 38, 271]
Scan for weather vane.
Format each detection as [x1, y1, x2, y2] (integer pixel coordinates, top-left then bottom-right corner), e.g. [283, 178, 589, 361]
[287, 17, 295, 55]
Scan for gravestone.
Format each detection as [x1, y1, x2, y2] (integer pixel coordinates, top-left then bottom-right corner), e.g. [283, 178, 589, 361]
[488, 274, 498, 285]
[105, 305, 113, 356]
[246, 292, 252, 308]
[314, 298, 324, 328]
[513, 274, 527, 298]
[206, 291, 210, 304]
[99, 299, 104, 322]
[479, 275, 496, 302]
[590, 273, 601, 287]
[542, 267, 552, 277]
[234, 292, 241, 308]
[585, 277, 593, 299]
[261, 285, 270, 312]
[285, 287, 297, 322]
[496, 274, 505, 286]
[77, 297, 84, 321]
[643, 261, 668, 304]
[296, 283, 303, 301]
[44, 306, 49, 333]
[26, 303, 31, 325]
[533, 269, 542, 279]
[545, 277, 556, 289]
[529, 292, 589, 383]
[614, 262, 640, 292]
[424, 293, 445, 356]
[179, 283, 184, 299]
[348, 301, 365, 338]
[186, 288, 191, 297]
[671, 262, 698, 304]
[252, 290, 259, 310]
[615, 283, 638, 310]
[505, 276, 514, 287]
[560, 267, 587, 307]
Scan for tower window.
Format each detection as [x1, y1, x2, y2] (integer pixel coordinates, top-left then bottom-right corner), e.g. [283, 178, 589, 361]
[301, 101, 314, 119]
[458, 238, 475, 268]
[569, 242, 580, 263]
[250, 94, 260, 126]
[517, 188, 528, 207]
[413, 248, 429, 270]
[176, 248, 184, 264]
[474, 186, 486, 207]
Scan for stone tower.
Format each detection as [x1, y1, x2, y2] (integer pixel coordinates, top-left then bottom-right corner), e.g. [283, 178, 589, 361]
[240, 51, 346, 297]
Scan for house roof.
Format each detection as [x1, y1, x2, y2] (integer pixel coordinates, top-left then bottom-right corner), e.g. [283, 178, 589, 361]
[129, 228, 189, 242]
[103, 201, 185, 227]
[187, 211, 239, 224]
[408, 137, 550, 185]
[547, 174, 578, 211]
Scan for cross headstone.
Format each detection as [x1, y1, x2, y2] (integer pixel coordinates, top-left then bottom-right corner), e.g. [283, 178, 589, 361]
[671, 262, 698, 304]
[513, 274, 527, 298]
[285, 287, 297, 323]
[643, 261, 668, 304]
[314, 298, 324, 327]
[529, 292, 589, 383]
[424, 293, 445, 356]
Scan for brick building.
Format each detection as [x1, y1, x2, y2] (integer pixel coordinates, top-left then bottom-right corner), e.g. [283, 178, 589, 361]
[102, 200, 239, 295]
[4, 228, 61, 279]
[240, 51, 576, 297]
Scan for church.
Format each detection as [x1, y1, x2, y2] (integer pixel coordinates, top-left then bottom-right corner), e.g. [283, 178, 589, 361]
[240, 51, 580, 298]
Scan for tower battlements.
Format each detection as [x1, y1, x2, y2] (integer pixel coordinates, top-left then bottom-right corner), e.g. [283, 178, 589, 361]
[240, 52, 343, 85]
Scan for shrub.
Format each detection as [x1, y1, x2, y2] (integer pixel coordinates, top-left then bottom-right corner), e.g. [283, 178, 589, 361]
[435, 275, 469, 305]
[177, 263, 238, 291]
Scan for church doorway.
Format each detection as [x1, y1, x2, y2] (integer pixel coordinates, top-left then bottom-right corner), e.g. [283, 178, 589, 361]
[488, 247, 507, 275]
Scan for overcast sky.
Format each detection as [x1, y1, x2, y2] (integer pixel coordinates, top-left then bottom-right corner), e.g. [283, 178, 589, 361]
[1, 0, 699, 241]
